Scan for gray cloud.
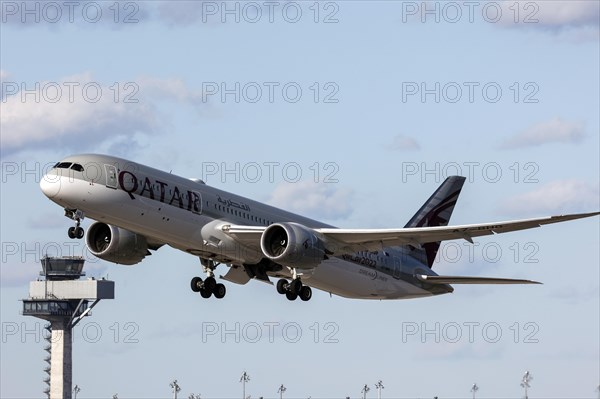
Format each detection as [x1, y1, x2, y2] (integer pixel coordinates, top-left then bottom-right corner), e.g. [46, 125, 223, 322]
[496, 1, 599, 41]
[526, 1, 599, 29]
[0, 72, 160, 157]
[156, 2, 207, 26]
[137, 76, 214, 116]
[0, 73, 215, 157]
[388, 134, 420, 151]
[499, 117, 584, 149]
[0, 1, 151, 30]
[267, 181, 353, 221]
[497, 179, 599, 216]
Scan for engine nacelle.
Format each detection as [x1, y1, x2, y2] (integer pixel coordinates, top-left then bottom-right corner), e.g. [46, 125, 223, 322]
[86, 222, 149, 265]
[260, 222, 327, 269]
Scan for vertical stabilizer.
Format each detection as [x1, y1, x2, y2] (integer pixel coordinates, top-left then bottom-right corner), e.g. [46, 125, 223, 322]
[404, 176, 466, 268]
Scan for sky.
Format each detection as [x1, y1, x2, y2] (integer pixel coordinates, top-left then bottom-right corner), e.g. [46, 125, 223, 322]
[1, 0, 599, 398]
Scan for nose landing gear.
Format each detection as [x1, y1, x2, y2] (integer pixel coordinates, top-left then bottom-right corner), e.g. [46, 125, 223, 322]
[65, 209, 85, 239]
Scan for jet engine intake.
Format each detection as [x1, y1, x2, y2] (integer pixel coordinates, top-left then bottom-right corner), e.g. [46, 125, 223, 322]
[260, 222, 327, 268]
[86, 222, 149, 265]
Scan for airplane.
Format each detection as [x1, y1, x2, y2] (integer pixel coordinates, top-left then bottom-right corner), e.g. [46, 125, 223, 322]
[39, 154, 599, 302]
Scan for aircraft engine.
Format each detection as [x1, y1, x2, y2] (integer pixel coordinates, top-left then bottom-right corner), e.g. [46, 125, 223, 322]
[86, 222, 150, 265]
[260, 222, 328, 268]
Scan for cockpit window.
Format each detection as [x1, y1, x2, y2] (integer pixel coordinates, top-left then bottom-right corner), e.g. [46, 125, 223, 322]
[70, 164, 84, 172]
[55, 162, 72, 169]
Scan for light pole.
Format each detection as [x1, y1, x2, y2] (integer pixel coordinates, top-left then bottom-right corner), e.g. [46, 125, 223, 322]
[361, 384, 370, 399]
[240, 371, 251, 399]
[520, 371, 532, 399]
[470, 383, 479, 399]
[170, 380, 181, 399]
[278, 384, 287, 399]
[374, 380, 384, 399]
[73, 385, 81, 399]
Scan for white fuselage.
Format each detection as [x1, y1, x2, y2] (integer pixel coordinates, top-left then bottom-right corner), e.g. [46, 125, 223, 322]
[40, 154, 446, 300]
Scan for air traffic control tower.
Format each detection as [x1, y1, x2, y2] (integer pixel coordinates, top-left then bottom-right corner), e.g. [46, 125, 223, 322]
[22, 256, 114, 399]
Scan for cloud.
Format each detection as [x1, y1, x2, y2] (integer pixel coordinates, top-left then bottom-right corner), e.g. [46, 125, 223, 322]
[0, 73, 214, 157]
[499, 117, 584, 149]
[0, 2, 151, 30]
[156, 2, 206, 26]
[155, 1, 271, 27]
[497, 179, 599, 216]
[523, 1, 598, 29]
[388, 134, 420, 151]
[496, 1, 599, 40]
[1, 69, 10, 99]
[0, 72, 161, 156]
[267, 181, 353, 221]
[137, 76, 213, 115]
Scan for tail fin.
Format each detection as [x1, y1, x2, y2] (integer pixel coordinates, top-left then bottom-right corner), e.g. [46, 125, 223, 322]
[404, 176, 466, 268]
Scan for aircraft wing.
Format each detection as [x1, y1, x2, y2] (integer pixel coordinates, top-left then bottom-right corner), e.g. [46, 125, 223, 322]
[223, 212, 599, 254]
[314, 212, 600, 252]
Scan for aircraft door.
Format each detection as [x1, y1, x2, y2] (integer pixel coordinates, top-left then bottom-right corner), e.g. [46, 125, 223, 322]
[105, 164, 118, 188]
[190, 191, 202, 215]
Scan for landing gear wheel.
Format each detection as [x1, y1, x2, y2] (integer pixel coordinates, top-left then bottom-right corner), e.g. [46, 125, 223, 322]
[276, 279, 288, 295]
[203, 276, 217, 292]
[299, 286, 312, 301]
[75, 227, 84, 239]
[190, 277, 203, 292]
[289, 279, 303, 295]
[68, 227, 76, 239]
[285, 291, 298, 301]
[214, 283, 226, 299]
[200, 287, 212, 298]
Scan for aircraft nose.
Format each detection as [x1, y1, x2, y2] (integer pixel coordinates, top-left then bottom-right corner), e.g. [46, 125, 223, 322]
[40, 173, 61, 199]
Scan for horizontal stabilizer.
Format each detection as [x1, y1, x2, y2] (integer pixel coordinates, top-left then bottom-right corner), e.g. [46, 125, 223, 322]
[416, 274, 541, 285]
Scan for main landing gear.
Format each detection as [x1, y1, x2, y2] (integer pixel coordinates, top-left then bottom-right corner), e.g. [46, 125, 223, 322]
[190, 276, 226, 299]
[65, 209, 84, 239]
[191, 258, 226, 299]
[276, 278, 312, 301]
